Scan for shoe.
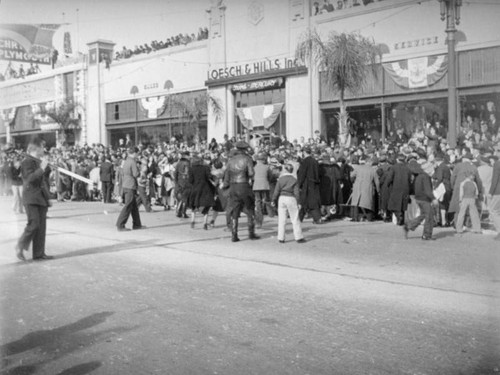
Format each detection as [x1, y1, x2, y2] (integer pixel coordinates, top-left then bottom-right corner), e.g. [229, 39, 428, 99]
[231, 236, 240, 242]
[117, 227, 131, 232]
[15, 245, 25, 261]
[296, 238, 306, 244]
[34, 254, 54, 260]
[278, 240, 285, 244]
[249, 233, 260, 240]
[132, 225, 146, 230]
[203, 224, 208, 230]
[190, 222, 195, 229]
[421, 236, 436, 241]
[402, 225, 409, 240]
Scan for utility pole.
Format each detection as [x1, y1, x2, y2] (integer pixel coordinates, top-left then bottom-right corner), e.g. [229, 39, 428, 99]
[439, 0, 462, 148]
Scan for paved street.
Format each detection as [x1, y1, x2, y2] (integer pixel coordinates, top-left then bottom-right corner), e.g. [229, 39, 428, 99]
[1, 197, 499, 375]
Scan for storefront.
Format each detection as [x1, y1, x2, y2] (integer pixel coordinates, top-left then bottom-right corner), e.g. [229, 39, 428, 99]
[0, 65, 86, 148]
[94, 39, 209, 147]
[206, 61, 309, 140]
[105, 89, 208, 148]
[314, 0, 500, 143]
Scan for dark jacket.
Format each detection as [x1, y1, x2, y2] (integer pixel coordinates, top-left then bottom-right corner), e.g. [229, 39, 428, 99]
[297, 156, 321, 210]
[386, 162, 412, 212]
[21, 155, 51, 206]
[319, 162, 342, 206]
[188, 161, 215, 208]
[122, 156, 139, 190]
[100, 161, 114, 182]
[10, 164, 23, 186]
[224, 151, 254, 185]
[414, 172, 435, 203]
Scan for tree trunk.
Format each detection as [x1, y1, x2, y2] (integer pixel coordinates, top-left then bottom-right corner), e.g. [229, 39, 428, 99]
[337, 90, 350, 147]
[57, 128, 67, 147]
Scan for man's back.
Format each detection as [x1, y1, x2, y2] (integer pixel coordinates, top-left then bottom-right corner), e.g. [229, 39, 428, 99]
[122, 157, 139, 190]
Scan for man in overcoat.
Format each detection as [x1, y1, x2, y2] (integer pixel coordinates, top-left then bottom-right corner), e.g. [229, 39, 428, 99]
[385, 154, 412, 225]
[350, 155, 380, 221]
[297, 147, 322, 224]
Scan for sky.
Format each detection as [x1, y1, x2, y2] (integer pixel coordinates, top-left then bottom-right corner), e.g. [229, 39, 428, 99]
[0, 0, 209, 71]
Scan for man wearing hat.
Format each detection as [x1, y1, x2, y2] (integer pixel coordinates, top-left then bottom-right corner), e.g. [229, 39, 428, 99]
[223, 141, 259, 242]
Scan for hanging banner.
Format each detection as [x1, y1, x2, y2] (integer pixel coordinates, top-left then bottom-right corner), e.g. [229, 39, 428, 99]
[383, 55, 447, 89]
[0, 24, 60, 64]
[236, 103, 284, 129]
[139, 96, 167, 119]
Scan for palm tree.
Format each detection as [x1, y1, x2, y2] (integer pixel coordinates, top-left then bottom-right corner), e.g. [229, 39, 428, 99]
[296, 29, 380, 146]
[38, 99, 81, 146]
[166, 92, 223, 148]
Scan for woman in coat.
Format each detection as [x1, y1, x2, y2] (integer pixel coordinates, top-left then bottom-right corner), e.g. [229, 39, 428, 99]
[319, 155, 342, 220]
[188, 155, 215, 230]
[350, 156, 380, 221]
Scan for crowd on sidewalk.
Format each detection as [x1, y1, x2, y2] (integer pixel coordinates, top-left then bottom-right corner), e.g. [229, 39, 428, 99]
[1, 112, 500, 242]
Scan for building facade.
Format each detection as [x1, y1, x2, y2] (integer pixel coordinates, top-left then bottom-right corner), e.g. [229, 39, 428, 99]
[0, 61, 86, 148]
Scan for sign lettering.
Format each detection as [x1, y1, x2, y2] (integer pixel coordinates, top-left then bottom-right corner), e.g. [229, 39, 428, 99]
[0, 39, 51, 64]
[394, 36, 439, 51]
[208, 57, 302, 81]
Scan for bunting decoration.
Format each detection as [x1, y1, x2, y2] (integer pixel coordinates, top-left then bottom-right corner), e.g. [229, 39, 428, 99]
[383, 55, 447, 89]
[139, 96, 167, 119]
[236, 103, 284, 129]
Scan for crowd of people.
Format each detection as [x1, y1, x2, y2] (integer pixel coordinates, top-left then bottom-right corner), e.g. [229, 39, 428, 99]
[0, 61, 42, 81]
[312, 0, 385, 15]
[115, 27, 209, 61]
[2, 106, 500, 247]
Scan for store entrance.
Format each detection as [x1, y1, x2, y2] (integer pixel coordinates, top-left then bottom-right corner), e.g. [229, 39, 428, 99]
[234, 85, 286, 137]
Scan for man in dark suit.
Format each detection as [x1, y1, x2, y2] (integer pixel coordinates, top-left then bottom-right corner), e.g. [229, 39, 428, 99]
[297, 147, 322, 224]
[116, 147, 144, 231]
[99, 155, 114, 203]
[16, 138, 53, 261]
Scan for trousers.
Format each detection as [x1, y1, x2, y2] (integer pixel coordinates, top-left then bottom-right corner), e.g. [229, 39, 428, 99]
[116, 188, 142, 228]
[489, 195, 500, 233]
[277, 196, 303, 241]
[456, 198, 481, 233]
[406, 200, 434, 238]
[18, 204, 48, 258]
[102, 181, 113, 203]
[12, 185, 23, 213]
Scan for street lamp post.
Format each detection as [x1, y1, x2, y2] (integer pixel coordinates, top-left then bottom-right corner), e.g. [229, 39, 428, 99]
[439, 0, 462, 148]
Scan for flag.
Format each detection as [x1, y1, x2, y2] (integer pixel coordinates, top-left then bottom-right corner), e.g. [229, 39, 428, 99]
[383, 55, 447, 89]
[236, 103, 284, 129]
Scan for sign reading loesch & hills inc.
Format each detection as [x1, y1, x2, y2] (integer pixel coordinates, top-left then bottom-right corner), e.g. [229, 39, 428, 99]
[207, 57, 304, 81]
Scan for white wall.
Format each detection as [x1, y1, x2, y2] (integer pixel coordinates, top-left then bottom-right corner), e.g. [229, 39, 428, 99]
[102, 42, 208, 103]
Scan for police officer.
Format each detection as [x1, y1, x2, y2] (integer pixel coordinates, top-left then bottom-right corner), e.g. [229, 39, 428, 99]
[223, 141, 260, 242]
